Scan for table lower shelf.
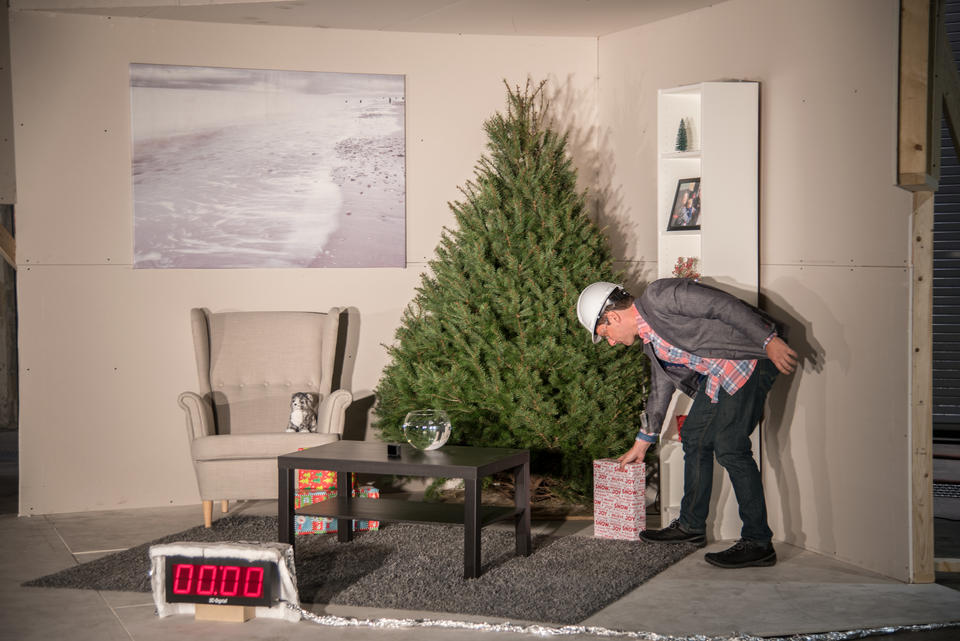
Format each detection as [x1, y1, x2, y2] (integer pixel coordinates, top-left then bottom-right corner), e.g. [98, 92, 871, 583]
[297, 497, 521, 528]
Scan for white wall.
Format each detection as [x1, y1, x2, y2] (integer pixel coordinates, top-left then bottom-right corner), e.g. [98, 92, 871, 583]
[598, 0, 913, 579]
[9, 10, 598, 514]
[11, 0, 919, 582]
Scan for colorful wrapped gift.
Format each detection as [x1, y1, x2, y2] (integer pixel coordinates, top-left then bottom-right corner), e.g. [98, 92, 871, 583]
[294, 486, 380, 536]
[593, 459, 645, 541]
[296, 468, 338, 491]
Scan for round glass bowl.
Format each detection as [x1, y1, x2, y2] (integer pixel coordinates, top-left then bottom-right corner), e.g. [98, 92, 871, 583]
[402, 409, 452, 451]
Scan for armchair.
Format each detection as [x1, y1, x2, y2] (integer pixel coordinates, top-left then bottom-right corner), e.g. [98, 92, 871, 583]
[178, 308, 352, 527]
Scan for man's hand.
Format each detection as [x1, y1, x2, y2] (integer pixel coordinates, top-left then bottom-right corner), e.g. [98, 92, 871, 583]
[618, 439, 652, 470]
[766, 336, 799, 375]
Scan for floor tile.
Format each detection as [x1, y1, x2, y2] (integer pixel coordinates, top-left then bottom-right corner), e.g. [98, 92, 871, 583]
[5, 504, 960, 641]
[0, 588, 132, 641]
[47, 504, 207, 554]
[583, 541, 960, 637]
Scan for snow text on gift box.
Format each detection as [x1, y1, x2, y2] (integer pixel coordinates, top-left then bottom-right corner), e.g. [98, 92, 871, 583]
[593, 459, 645, 540]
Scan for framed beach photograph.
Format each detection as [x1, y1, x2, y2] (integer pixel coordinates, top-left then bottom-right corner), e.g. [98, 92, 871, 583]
[666, 177, 701, 231]
[130, 64, 405, 268]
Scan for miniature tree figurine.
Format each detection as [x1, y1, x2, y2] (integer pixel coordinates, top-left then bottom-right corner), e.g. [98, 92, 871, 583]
[373, 79, 650, 499]
[675, 119, 688, 152]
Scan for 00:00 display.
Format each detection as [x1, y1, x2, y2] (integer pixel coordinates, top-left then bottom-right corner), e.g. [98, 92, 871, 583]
[171, 563, 265, 598]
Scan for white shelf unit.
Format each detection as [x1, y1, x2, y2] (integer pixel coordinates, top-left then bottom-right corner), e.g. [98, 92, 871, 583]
[657, 82, 759, 296]
[655, 81, 760, 541]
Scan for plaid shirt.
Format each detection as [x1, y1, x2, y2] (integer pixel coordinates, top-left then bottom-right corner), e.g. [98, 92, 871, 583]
[636, 313, 757, 403]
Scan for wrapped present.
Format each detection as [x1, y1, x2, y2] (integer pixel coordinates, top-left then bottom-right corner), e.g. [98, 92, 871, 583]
[676, 414, 687, 442]
[296, 468, 338, 491]
[294, 486, 380, 536]
[593, 459, 645, 540]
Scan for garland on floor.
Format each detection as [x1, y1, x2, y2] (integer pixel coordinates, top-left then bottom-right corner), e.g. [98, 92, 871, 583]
[286, 603, 960, 641]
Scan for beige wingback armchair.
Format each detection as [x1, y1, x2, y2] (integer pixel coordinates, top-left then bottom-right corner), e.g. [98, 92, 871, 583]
[178, 308, 352, 527]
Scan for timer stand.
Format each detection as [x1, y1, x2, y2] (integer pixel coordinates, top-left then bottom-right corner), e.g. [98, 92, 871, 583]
[194, 603, 254, 623]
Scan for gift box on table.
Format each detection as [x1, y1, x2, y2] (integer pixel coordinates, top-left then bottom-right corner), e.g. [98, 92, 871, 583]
[296, 467, 361, 492]
[593, 459, 645, 540]
[294, 486, 380, 536]
[295, 446, 359, 491]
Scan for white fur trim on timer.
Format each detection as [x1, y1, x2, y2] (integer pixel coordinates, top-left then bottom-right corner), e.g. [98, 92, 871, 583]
[149, 541, 301, 622]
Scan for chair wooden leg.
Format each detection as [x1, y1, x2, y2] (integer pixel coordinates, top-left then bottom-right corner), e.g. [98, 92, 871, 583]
[203, 500, 213, 528]
[221, 500, 229, 513]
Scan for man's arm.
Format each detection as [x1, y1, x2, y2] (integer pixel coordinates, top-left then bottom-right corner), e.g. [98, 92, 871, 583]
[617, 344, 680, 469]
[641, 360, 675, 442]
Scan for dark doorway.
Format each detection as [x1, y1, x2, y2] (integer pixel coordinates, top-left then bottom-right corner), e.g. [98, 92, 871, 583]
[932, 0, 960, 586]
[0, 204, 15, 515]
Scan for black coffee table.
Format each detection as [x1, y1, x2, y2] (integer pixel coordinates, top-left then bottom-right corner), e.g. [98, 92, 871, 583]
[278, 441, 531, 579]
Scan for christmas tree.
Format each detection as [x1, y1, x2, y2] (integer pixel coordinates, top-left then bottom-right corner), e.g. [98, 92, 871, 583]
[373, 80, 650, 498]
[675, 119, 688, 152]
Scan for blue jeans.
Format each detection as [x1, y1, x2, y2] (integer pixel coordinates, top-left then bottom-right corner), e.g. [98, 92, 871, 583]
[677, 359, 777, 542]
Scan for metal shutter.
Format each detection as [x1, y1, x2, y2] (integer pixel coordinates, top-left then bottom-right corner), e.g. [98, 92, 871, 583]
[933, 2, 960, 439]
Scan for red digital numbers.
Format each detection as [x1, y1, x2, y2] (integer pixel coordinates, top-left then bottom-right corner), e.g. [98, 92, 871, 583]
[243, 566, 264, 598]
[219, 565, 240, 597]
[172, 563, 194, 594]
[197, 565, 217, 595]
[170, 563, 264, 598]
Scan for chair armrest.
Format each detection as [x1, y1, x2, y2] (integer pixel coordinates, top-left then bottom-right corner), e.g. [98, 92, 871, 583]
[316, 389, 352, 436]
[178, 391, 215, 442]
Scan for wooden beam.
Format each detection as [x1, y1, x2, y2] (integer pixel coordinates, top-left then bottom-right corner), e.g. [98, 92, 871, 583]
[899, 0, 937, 190]
[0, 225, 13, 270]
[936, 6, 960, 159]
[899, 0, 960, 190]
[935, 557, 960, 572]
[911, 190, 935, 584]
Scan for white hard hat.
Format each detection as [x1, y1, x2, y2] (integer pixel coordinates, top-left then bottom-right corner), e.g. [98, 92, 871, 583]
[577, 281, 621, 344]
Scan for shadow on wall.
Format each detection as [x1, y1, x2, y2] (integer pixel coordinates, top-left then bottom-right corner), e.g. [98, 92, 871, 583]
[543, 73, 653, 293]
[543, 73, 599, 216]
[760, 278, 831, 551]
[335, 306, 376, 442]
[545, 71, 835, 549]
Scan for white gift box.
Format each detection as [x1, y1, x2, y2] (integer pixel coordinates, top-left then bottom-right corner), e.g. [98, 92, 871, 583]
[593, 459, 646, 540]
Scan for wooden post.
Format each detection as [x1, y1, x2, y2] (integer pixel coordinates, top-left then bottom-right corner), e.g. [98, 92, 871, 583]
[899, 0, 936, 190]
[898, 0, 960, 190]
[897, 0, 960, 584]
[910, 191, 935, 584]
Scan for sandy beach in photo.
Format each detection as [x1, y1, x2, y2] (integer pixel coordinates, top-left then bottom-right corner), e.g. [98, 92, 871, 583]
[313, 105, 406, 268]
[131, 64, 405, 269]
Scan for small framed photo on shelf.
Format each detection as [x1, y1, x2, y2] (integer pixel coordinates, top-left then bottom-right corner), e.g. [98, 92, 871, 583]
[667, 177, 701, 231]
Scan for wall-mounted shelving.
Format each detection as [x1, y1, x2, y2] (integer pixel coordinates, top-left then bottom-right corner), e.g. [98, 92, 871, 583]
[655, 81, 760, 540]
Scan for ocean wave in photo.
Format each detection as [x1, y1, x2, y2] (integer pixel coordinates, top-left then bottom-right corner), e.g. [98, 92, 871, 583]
[132, 72, 404, 269]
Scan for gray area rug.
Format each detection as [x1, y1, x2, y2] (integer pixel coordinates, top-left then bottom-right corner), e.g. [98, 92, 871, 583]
[23, 516, 696, 624]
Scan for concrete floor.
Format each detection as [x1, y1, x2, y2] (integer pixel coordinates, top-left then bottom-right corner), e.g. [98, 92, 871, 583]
[1, 499, 960, 641]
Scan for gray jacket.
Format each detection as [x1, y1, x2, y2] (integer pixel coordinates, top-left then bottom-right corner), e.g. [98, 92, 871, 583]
[635, 278, 782, 441]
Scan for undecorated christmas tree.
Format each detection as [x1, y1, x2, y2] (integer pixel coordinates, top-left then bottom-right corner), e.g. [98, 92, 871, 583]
[374, 80, 650, 499]
[675, 119, 688, 152]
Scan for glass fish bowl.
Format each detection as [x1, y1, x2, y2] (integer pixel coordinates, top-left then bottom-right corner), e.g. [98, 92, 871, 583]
[402, 410, 452, 451]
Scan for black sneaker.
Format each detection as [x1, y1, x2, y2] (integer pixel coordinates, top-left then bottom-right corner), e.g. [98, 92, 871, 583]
[639, 519, 706, 546]
[704, 539, 777, 568]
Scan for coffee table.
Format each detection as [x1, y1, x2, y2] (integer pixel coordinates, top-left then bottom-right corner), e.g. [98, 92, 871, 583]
[278, 441, 531, 579]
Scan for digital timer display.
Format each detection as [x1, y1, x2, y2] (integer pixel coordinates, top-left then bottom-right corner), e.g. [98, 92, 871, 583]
[163, 556, 278, 607]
